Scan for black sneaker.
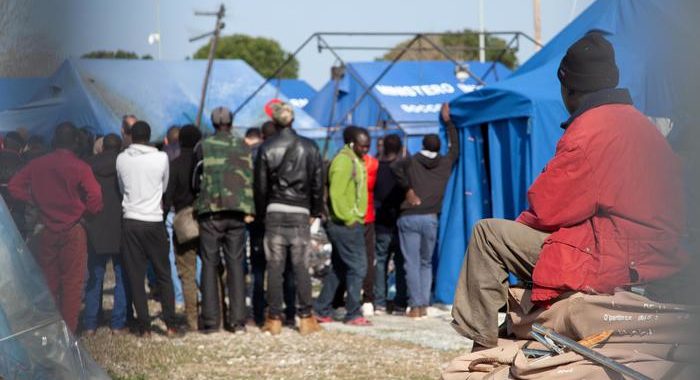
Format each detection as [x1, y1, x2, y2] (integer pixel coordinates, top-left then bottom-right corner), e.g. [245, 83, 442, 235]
[200, 326, 220, 335]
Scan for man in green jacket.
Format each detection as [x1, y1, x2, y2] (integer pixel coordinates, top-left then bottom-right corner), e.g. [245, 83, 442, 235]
[194, 106, 255, 334]
[314, 127, 372, 325]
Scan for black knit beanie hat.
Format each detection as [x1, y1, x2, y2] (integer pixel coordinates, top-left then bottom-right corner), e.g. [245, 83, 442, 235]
[558, 31, 619, 92]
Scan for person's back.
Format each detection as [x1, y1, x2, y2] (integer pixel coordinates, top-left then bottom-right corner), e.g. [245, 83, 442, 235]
[255, 128, 322, 215]
[520, 98, 687, 300]
[117, 139, 169, 222]
[86, 135, 123, 254]
[394, 116, 459, 216]
[196, 131, 254, 216]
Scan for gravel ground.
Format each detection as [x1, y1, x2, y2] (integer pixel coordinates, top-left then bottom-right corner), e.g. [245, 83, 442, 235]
[82, 266, 482, 379]
[83, 318, 464, 380]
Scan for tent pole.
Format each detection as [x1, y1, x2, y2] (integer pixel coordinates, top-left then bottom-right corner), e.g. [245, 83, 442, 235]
[419, 35, 485, 85]
[316, 35, 405, 150]
[332, 35, 421, 133]
[232, 33, 318, 117]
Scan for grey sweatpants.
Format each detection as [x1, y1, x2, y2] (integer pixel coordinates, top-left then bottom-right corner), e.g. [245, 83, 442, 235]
[451, 219, 549, 347]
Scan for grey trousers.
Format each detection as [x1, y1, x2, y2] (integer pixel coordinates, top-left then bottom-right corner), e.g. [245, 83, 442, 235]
[451, 219, 549, 347]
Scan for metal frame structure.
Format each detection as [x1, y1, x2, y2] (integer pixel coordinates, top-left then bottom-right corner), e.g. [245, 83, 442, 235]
[231, 31, 542, 156]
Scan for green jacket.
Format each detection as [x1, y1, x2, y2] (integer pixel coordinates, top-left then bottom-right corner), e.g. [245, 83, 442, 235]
[328, 145, 367, 225]
[195, 131, 254, 215]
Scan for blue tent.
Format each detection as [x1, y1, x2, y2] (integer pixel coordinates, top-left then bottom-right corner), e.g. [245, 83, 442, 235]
[434, 0, 687, 304]
[0, 78, 46, 111]
[304, 60, 511, 155]
[0, 59, 325, 140]
[272, 78, 317, 109]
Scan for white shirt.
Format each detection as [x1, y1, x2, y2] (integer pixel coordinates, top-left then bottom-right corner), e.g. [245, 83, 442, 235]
[116, 144, 169, 222]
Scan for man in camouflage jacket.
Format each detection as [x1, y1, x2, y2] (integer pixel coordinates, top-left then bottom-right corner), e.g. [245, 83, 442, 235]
[194, 106, 255, 333]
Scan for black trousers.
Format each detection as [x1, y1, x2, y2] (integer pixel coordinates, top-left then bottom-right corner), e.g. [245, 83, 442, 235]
[250, 222, 296, 324]
[199, 213, 247, 329]
[264, 212, 311, 318]
[121, 219, 176, 331]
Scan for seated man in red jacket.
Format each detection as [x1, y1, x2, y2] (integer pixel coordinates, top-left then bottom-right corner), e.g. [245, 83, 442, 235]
[9, 122, 103, 333]
[450, 32, 688, 351]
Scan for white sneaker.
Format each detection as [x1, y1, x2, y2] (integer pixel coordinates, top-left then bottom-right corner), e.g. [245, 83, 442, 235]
[361, 302, 375, 317]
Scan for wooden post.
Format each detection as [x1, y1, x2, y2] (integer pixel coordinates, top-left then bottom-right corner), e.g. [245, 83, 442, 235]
[195, 4, 225, 130]
[533, 0, 542, 51]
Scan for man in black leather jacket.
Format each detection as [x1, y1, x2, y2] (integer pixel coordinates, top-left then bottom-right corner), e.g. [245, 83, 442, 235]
[254, 101, 324, 336]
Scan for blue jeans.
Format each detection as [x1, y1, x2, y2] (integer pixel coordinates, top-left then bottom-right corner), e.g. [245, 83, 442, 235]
[82, 254, 129, 330]
[398, 214, 438, 308]
[314, 222, 367, 321]
[374, 231, 407, 308]
[166, 211, 184, 305]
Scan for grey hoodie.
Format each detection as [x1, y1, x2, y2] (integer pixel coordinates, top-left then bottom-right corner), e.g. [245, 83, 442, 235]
[116, 144, 169, 222]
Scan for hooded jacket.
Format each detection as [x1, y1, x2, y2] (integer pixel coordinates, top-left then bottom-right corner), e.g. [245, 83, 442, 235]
[86, 150, 122, 254]
[116, 143, 169, 222]
[517, 89, 688, 302]
[392, 120, 460, 216]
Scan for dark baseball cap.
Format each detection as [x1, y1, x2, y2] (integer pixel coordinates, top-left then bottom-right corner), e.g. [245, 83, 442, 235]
[211, 106, 233, 126]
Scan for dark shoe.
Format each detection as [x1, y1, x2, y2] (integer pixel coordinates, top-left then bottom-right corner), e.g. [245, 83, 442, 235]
[200, 326, 220, 335]
[111, 328, 129, 336]
[136, 328, 152, 338]
[261, 316, 282, 336]
[166, 327, 185, 338]
[233, 324, 247, 335]
[420, 306, 428, 318]
[407, 307, 422, 319]
[283, 316, 296, 328]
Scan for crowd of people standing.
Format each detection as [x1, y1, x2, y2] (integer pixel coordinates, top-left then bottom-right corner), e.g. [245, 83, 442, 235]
[0, 99, 459, 337]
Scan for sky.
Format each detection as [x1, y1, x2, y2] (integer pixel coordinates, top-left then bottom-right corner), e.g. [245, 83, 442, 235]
[20, 0, 594, 88]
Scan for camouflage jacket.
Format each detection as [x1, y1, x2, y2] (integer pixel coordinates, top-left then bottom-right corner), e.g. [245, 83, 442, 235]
[194, 131, 254, 216]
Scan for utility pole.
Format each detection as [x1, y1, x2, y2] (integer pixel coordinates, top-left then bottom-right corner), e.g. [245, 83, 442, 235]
[190, 4, 226, 130]
[478, 0, 485, 62]
[533, 0, 542, 51]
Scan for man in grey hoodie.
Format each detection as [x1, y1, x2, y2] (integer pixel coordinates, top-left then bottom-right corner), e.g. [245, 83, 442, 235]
[116, 121, 177, 337]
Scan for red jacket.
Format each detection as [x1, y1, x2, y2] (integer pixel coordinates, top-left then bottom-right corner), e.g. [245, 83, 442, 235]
[364, 154, 378, 224]
[517, 91, 688, 302]
[9, 149, 102, 232]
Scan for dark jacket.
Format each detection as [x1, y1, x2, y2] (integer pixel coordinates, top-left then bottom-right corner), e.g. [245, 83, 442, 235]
[392, 120, 459, 216]
[254, 127, 324, 219]
[374, 157, 404, 234]
[85, 151, 121, 254]
[163, 148, 196, 213]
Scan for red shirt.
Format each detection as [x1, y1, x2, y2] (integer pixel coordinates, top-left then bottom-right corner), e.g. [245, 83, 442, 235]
[9, 149, 103, 232]
[364, 154, 378, 224]
[517, 103, 687, 302]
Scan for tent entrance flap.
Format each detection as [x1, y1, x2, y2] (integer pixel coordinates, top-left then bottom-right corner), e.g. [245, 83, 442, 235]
[434, 117, 531, 304]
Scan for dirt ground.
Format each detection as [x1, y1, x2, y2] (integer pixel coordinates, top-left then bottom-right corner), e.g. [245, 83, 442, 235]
[80, 259, 479, 379]
[82, 311, 466, 380]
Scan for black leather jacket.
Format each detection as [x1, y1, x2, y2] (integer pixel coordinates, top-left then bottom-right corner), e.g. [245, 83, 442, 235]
[254, 128, 324, 219]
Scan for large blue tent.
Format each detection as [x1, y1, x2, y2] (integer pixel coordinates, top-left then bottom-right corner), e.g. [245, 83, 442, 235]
[0, 78, 46, 112]
[434, 0, 688, 304]
[0, 59, 325, 140]
[271, 78, 317, 110]
[304, 60, 510, 155]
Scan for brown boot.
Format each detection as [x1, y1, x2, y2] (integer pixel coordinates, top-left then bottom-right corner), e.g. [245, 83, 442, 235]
[261, 316, 282, 336]
[298, 315, 323, 336]
[407, 307, 422, 319]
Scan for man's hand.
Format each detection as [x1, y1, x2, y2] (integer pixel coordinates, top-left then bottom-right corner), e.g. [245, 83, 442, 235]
[440, 102, 451, 123]
[406, 189, 422, 207]
[244, 215, 255, 224]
